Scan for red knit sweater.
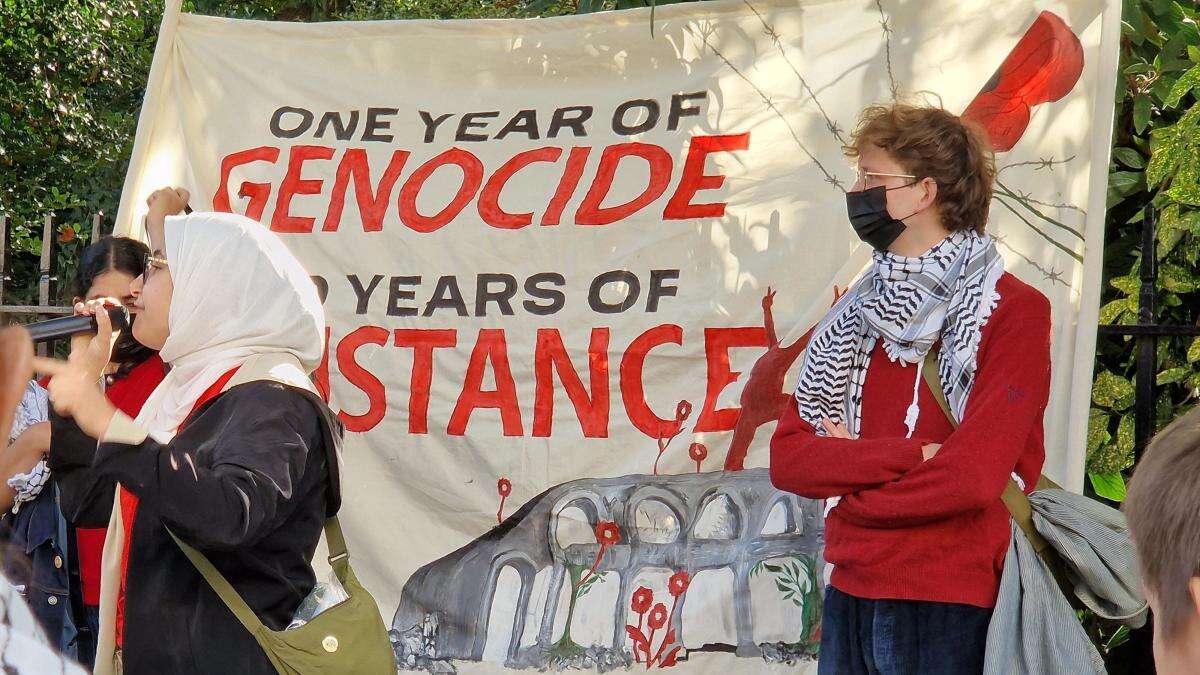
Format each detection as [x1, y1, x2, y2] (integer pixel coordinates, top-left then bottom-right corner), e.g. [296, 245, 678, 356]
[770, 272, 1051, 609]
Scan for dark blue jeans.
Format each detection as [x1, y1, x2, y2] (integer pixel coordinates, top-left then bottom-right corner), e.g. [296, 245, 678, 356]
[818, 586, 992, 675]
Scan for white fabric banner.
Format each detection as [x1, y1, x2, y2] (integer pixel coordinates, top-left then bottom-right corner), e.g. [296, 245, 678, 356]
[117, 0, 1120, 671]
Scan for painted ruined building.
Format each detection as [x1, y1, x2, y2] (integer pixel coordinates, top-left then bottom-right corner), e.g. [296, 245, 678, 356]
[393, 469, 823, 669]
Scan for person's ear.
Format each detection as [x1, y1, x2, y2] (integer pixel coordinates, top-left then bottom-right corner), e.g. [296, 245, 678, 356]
[919, 177, 938, 210]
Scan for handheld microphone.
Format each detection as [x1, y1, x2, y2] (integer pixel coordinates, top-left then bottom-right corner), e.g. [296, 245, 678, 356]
[24, 306, 130, 344]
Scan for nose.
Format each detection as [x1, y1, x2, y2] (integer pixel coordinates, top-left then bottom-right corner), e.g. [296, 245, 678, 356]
[850, 169, 866, 192]
[130, 274, 144, 296]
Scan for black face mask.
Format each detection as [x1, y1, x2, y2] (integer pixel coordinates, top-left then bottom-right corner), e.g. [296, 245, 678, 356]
[845, 184, 918, 251]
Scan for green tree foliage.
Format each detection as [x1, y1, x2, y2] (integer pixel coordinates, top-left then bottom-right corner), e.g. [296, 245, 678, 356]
[1089, 0, 1200, 503]
[0, 0, 158, 304]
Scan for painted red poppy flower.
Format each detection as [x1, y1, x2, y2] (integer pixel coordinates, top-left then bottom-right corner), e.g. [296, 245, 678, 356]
[595, 521, 621, 546]
[631, 586, 653, 614]
[668, 571, 690, 598]
[675, 400, 693, 421]
[497, 478, 512, 497]
[688, 443, 707, 462]
[648, 603, 668, 630]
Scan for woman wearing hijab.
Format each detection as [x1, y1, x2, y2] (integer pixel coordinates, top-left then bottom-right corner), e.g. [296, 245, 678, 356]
[37, 187, 341, 675]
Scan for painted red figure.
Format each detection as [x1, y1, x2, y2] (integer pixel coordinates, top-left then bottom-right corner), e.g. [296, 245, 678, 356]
[722, 287, 842, 470]
[668, 571, 690, 598]
[631, 587, 653, 615]
[496, 477, 511, 524]
[962, 11, 1084, 152]
[688, 442, 707, 473]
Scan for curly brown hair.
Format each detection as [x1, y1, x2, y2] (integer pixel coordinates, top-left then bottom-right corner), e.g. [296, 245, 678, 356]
[844, 103, 996, 234]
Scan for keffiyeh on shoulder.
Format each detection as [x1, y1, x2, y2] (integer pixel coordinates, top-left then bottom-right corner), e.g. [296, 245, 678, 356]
[9, 381, 47, 443]
[794, 230, 1005, 436]
[7, 382, 51, 514]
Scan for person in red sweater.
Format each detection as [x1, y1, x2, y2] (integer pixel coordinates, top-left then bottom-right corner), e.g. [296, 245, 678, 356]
[770, 103, 1051, 674]
[50, 236, 166, 669]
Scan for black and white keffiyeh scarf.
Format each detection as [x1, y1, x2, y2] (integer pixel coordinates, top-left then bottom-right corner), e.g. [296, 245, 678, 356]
[794, 230, 1005, 437]
[8, 381, 50, 514]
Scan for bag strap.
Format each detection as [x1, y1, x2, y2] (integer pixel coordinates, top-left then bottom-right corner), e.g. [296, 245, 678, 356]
[324, 515, 350, 574]
[920, 352, 954, 428]
[919, 350, 1079, 604]
[919, 350, 1052, 555]
[167, 527, 265, 634]
[168, 517, 348, 636]
[166, 368, 351, 632]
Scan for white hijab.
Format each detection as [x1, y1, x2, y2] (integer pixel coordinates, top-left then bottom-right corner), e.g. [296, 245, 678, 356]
[134, 212, 325, 441]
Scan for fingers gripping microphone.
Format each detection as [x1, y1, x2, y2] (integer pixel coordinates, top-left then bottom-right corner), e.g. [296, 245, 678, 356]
[24, 306, 130, 344]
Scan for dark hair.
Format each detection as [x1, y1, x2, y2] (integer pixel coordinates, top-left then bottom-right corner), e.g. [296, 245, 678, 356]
[1125, 405, 1200, 642]
[73, 235, 149, 299]
[845, 103, 996, 234]
[72, 236, 156, 374]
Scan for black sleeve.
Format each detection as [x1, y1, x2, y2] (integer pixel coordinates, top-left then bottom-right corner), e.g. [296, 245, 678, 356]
[92, 382, 324, 550]
[47, 409, 117, 528]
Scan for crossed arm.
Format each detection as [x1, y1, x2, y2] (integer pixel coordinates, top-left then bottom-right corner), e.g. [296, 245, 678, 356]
[770, 295, 1051, 526]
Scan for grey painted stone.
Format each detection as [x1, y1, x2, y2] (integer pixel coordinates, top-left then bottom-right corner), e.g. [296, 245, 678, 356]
[392, 468, 823, 669]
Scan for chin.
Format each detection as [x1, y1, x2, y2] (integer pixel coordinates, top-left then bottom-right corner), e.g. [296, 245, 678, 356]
[132, 324, 165, 351]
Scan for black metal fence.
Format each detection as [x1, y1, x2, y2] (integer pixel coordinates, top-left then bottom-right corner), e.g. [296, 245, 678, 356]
[1096, 206, 1200, 461]
[0, 213, 108, 355]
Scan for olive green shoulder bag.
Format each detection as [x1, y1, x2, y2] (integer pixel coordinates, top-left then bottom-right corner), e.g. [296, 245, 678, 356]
[167, 384, 394, 674]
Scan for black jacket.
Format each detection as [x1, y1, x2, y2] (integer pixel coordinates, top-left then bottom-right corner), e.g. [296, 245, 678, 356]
[49, 381, 342, 674]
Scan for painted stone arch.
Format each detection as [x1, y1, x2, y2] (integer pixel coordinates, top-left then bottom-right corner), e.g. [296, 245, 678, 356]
[627, 486, 686, 544]
[692, 489, 745, 540]
[759, 495, 802, 536]
[548, 490, 610, 557]
[477, 552, 538, 664]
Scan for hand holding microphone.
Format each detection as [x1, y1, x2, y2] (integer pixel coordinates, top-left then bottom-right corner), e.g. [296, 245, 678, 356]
[69, 299, 125, 381]
[32, 298, 123, 438]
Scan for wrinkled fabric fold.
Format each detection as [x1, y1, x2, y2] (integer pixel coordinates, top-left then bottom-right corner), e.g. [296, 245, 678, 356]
[984, 488, 1148, 674]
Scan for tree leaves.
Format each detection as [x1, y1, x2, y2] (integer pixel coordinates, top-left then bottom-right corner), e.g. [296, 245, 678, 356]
[1088, 472, 1128, 502]
[1113, 147, 1147, 169]
[1146, 104, 1200, 186]
[1098, 3, 1200, 522]
[1092, 371, 1136, 410]
[1099, 1, 1200, 514]
[1086, 408, 1113, 457]
[1164, 62, 1200, 107]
